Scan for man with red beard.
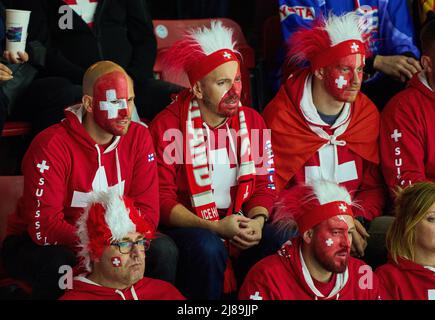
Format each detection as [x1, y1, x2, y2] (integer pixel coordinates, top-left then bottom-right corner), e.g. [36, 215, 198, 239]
[238, 180, 382, 300]
[60, 192, 184, 300]
[149, 21, 287, 300]
[1, 61, 178, 299]
[263, 12, 386, 258]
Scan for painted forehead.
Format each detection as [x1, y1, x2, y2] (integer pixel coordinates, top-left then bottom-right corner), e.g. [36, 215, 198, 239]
[320, 215, 351, 230]
[329, 54, 365, 68]
[93, 71, 128, 96]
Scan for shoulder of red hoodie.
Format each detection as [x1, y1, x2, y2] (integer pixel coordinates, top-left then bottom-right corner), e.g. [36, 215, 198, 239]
[60, 277, 185, 300]
[376, 257, 435, 300]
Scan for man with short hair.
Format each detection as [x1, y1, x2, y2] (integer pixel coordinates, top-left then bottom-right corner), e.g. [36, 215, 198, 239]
[238, 180, 382, 300]
[263, 12, 386, 258]
[1, 61, 177, 299]
[380, 18, 435, 193]
[60, 192, 184, 300]
[150, 21, 287, 300]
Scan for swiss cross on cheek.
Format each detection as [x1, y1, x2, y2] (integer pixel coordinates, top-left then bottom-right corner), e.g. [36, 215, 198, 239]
[335, 75, 348, 89]
[111, 257, 122, 267]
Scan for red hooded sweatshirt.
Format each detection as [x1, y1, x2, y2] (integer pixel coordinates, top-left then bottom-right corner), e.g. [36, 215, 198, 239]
[238, 238, 382, 300]
[376, 257, 435, 300]
[60, 276, 185, 300]
[6, 105, 159, 250]
[149, 93, 276, 225]
[380, 72, 435, 196]
[263, 69, 385, 221]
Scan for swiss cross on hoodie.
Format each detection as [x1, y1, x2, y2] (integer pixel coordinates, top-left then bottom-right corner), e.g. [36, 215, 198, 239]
[238, 238, 382, 300]
[380, 72, 435, 196]
[6, 105, 159, 249]
[376, 257, 435, 300]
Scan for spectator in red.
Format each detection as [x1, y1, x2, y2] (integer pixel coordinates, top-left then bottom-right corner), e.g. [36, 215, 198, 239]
[239, 180, 382, 300]
[60, 192, 184, 300]
[376, 182, 435, 300]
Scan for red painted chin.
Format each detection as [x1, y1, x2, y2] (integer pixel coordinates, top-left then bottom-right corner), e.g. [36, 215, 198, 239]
[103, 118, 131, 136]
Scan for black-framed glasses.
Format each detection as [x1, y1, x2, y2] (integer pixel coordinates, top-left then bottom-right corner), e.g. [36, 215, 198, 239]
[111, 239, 151, 254]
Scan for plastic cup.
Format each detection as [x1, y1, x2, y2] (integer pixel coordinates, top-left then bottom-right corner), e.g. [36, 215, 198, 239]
[5, 9, 31, 59]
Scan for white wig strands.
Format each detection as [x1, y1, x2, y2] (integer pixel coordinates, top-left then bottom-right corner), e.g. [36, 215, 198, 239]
[324, 11, 364, 46]
[189, 20, 237, 55]
[309, 180, 352, 205]
[76, 191, 136, 272]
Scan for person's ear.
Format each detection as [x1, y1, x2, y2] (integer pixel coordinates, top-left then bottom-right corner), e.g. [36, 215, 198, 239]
[421, 55, 433, 73]
[192, 81, 203, 100]
[82, 95, 93, 113]
[302, 229, 314, 244]
[313, 68, 325, 80]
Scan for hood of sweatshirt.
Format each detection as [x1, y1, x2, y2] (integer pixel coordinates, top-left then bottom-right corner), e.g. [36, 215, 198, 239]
[409, 72, 435, 101]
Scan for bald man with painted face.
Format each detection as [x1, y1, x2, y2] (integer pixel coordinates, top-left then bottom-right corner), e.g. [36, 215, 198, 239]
[1, 61, 177, 299]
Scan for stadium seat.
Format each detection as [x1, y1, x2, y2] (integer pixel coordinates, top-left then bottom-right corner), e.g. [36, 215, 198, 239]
[1, 121, 31, 137]
[152, 18, 255, 106]
[0, 176, 31, 297]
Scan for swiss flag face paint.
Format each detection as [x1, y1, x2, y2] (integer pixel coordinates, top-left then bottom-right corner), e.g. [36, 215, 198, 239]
[312, 216, 352, 273]
[111, 256, 122, 268]
[93, 71, 131, 136]
[323, 54, 364, 102]
[217, 69, 242, 117]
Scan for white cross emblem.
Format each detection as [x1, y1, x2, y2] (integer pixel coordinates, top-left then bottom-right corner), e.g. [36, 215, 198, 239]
[250, 291, 263, 300]
[351, 42, 359, 52]
[390, 129, 402, 142]
[305, 146, 358, 184]
[99, 89, 128, 119]
[37, 160, 50, 173]
[325, 238, 334, 247]
[243, 185, 250, 199]
[210, 148, 237, 209]
[148, 153, 155, 162]
[70, 166, 125, 208]
[111, 258, 121, 267]
[339, 203, 347, 212]
[69, 0, 98, 24]
[335, 75, 348, 89]
[223, 51, 232, 59]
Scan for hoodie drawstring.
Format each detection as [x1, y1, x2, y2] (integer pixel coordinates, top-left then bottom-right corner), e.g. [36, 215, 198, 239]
[131, 286, 139, 300]
[327, 136, 346, 183]
[114, 287, 138, 300]
[115, 148, 122, 195]
[115, 289, 126, 300]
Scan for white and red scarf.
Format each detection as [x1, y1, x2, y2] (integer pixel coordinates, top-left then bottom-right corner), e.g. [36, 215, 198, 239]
[179, 90, 256, 220]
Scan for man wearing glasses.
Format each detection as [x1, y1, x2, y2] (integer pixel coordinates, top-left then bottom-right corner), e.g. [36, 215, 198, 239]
[60, 192, 184, 300]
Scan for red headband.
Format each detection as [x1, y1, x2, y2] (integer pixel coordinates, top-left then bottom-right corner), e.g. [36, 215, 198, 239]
[310, 39, 365, 71]
[186, 49, 239, 85]
[297, 201, 354, 234]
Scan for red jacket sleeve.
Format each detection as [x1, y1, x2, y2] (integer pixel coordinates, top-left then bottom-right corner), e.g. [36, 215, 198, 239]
[127, 125, 160, 231]
[243, 110, 276, 214]
[380, 97, 427, 197]
[352, 161, 387, 221]
[22, 134, 78, 249]
[149, 112, 181, 226]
